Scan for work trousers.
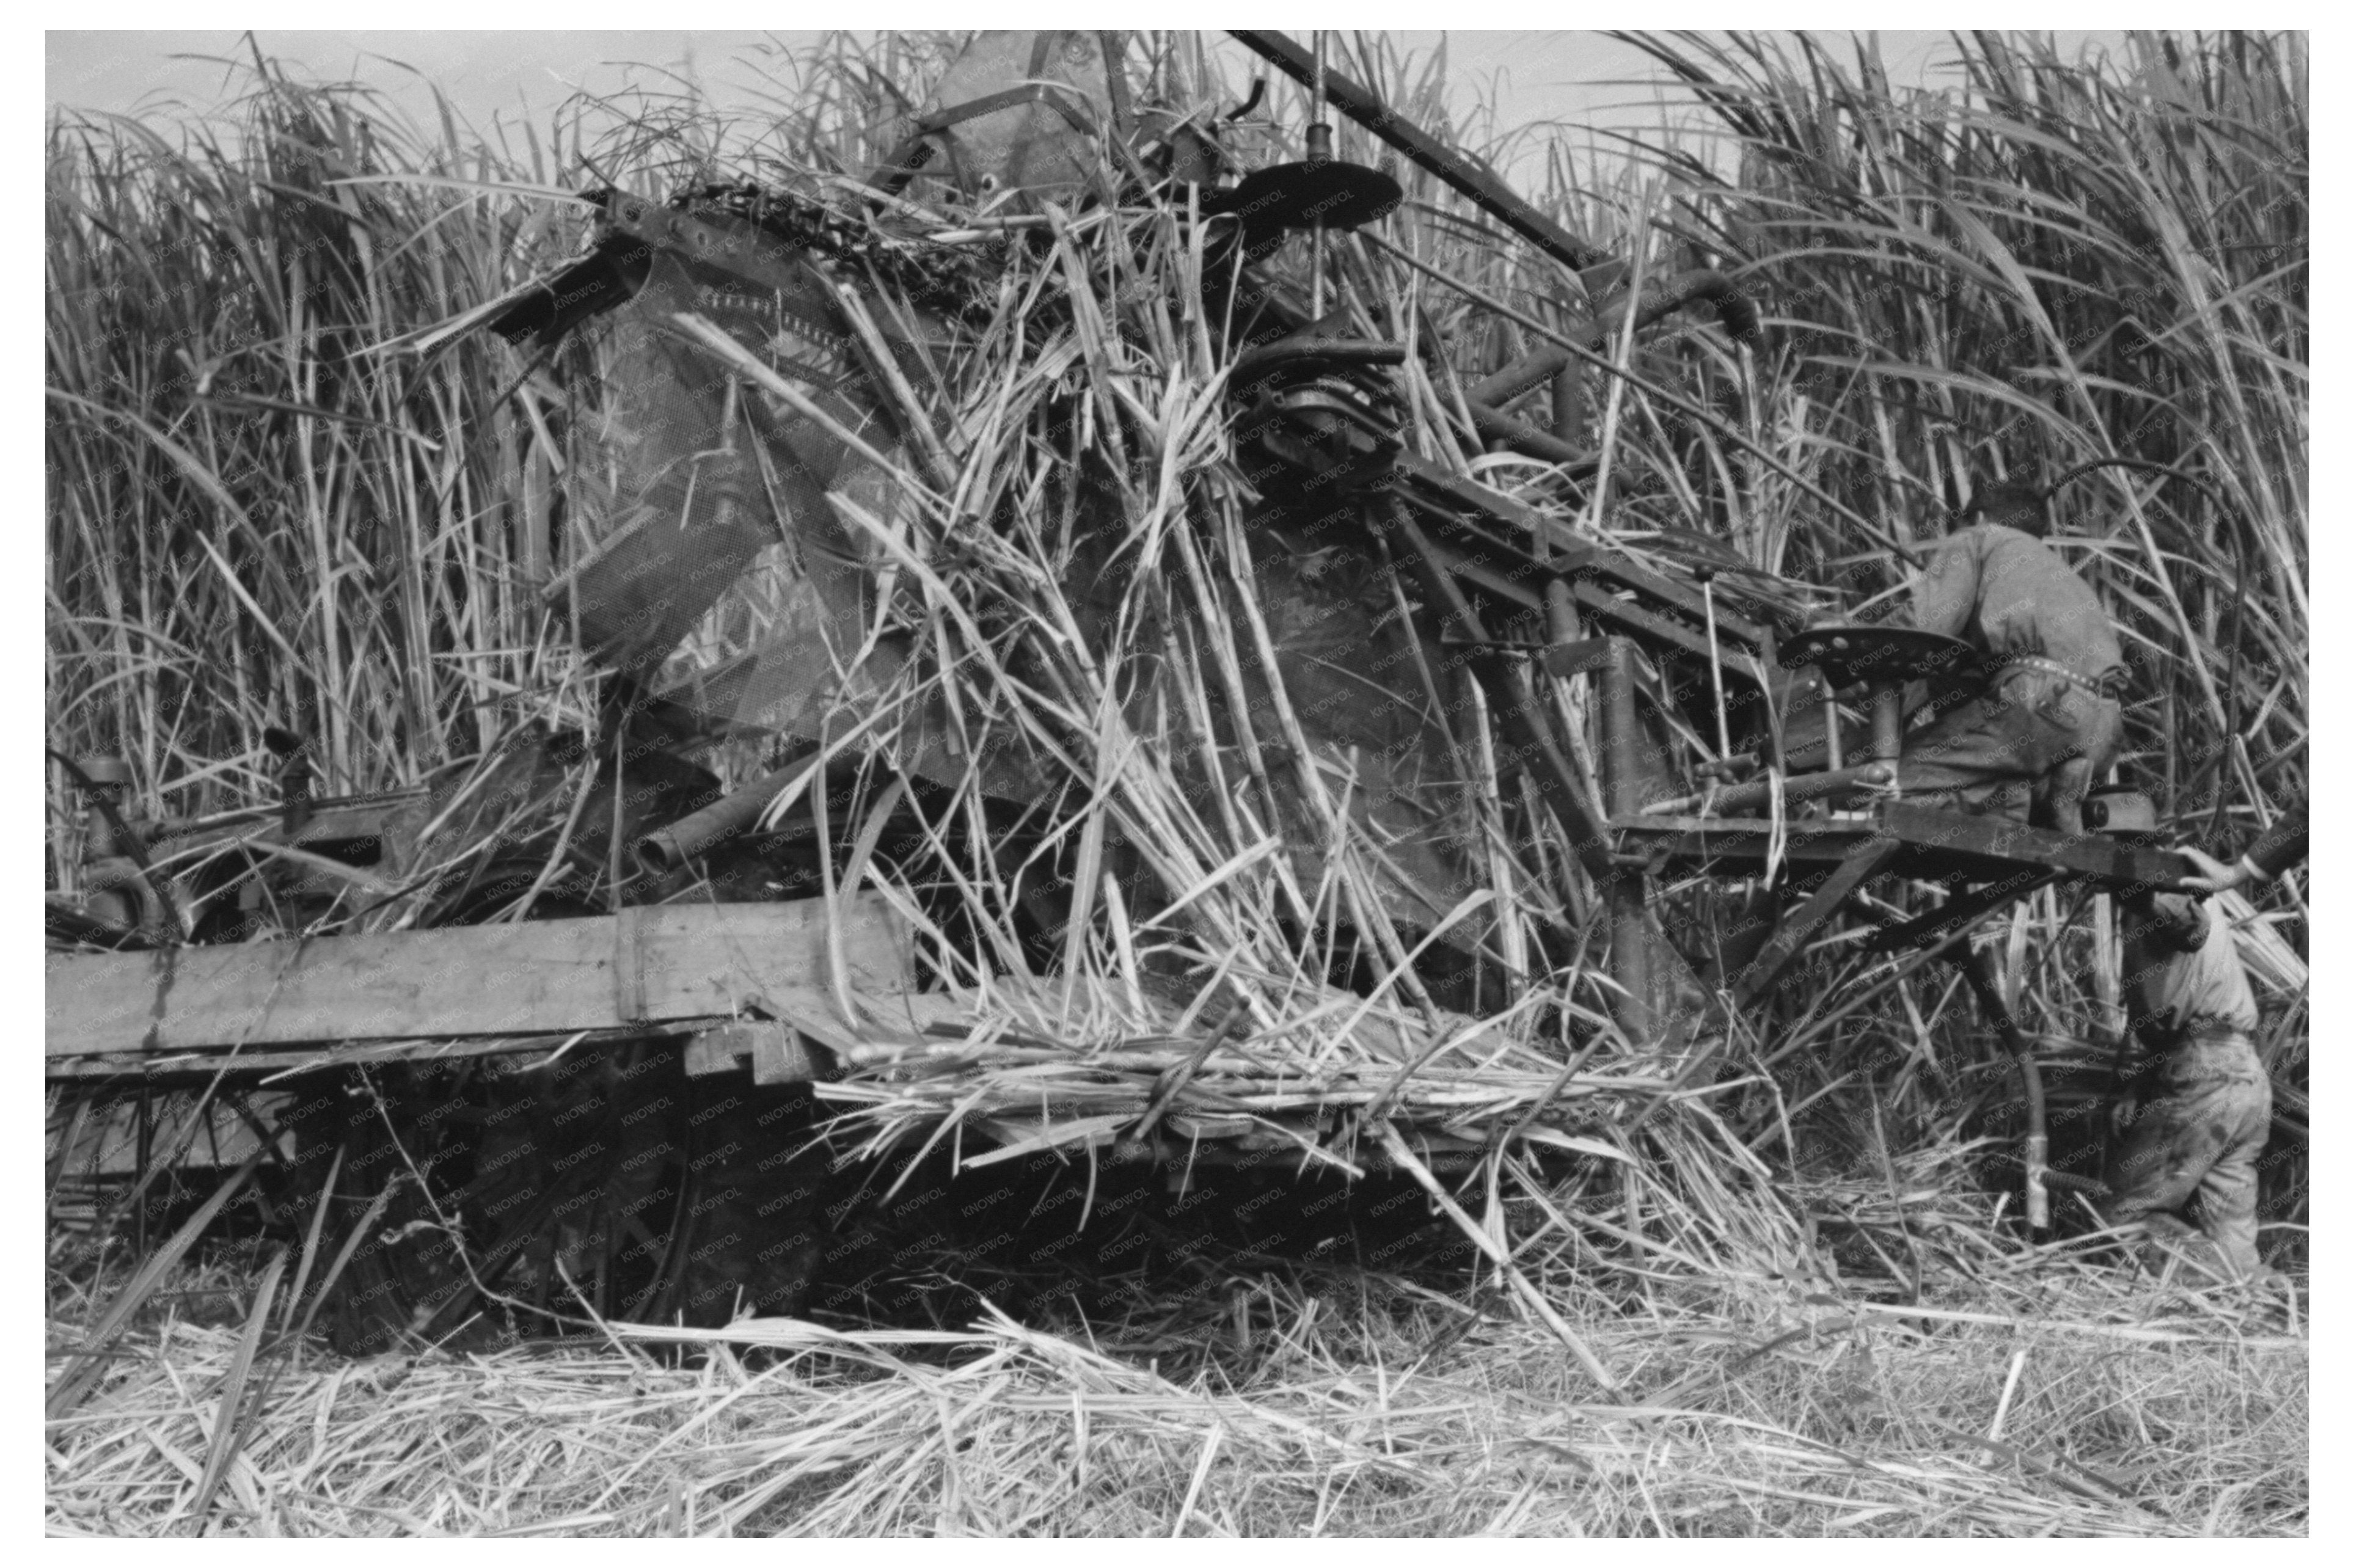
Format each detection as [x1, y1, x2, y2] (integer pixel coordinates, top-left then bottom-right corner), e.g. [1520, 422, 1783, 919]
[2102, 1033, 2271, 1278]
[1896, 667, 2123, 830]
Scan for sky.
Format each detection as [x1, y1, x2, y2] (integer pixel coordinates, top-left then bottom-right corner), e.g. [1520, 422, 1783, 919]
[44, 29, 2135, 179]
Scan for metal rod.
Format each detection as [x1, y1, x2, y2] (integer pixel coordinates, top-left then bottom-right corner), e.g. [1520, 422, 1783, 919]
[1871, 682, 1904, 800]
[1227, 29, 1610, 272]
[1821, 687, 1844, 772]
[1700, 571, 1732, 762]
[1641, 760, 1893, 819]
[1309, 30, 1328, 319]
[1598, 638, 1654, 1042]
[1549, 362, 1582, 444]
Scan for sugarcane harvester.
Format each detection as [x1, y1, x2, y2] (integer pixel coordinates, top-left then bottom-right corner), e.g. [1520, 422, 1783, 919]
[1210, 32, 2193, 1029]
[51, 30, 2204, 1230]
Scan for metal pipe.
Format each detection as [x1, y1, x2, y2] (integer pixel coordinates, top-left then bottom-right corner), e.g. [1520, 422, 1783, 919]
[1598, 638, 1655, 1045]
[1228, 29, 1612, 273]
[1549, 362, 1583, 444]
[635, 753, 823, 873]
[1961, 951, 2052, 1230]
[1307, 30, 1328, 319]
[1870, 682, 1904, 796]
[1642, 760, 1893, 819]
[1699, 570, 1732, 763]
[1465, 401, 1592, 468]
[1599, 639, 1645, 820]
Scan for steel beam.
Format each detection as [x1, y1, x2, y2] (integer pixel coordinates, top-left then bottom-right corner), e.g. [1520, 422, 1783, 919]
[1730, 836, 1901, 1005]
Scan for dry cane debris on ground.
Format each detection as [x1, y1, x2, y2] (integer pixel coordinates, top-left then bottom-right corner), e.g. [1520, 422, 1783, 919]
[45, 1247, 2306, 1537]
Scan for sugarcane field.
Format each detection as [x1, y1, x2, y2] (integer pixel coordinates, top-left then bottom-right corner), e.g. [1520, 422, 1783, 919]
[43, 27, 2312, 1537]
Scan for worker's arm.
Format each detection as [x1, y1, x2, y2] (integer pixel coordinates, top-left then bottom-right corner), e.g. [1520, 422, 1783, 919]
[1900, 530, 1980, 641]
[2242, 808, 2307, 883]
[2184, 809, 2307, 893]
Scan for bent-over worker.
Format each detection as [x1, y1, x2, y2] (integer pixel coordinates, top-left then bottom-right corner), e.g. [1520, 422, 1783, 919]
[2103, 860, 2274, 1278]
[1895, 483, 2127, 828]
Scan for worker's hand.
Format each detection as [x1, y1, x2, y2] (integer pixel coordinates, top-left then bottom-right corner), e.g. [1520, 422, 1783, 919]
[2177, 846, 2243, 894]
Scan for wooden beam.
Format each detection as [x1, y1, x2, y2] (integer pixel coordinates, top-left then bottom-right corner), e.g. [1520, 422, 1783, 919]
[42, 1032, 640, 1080]
[1614, 804, 2194, 889]
[1876, 803, 2190, 888]
[45, 897, 910, 1061]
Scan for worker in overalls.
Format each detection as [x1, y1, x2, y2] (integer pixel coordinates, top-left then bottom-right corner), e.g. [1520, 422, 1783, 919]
[1895, 483, 2127, 829]
[2102, 855, 2276, 1278]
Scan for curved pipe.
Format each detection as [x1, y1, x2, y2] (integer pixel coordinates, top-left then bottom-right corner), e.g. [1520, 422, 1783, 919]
[1960, 951, 2051, 1230]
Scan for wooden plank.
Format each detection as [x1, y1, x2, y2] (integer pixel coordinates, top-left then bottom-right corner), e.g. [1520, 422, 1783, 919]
[632, 898, 910, 1019]
[42, 1033, 624, 1080]
[1614, 817, 1873, 873]
[48, 921, 615, 1058]
[46, 897, 910, 1060]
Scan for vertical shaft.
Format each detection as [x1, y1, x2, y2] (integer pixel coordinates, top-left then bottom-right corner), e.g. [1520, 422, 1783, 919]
[1870, 681, 1903, 798]
[1308, 30, 1328, 319]
[1599, 637, 1655, 1043]
[1549, 362, 1584, 444]
[1700, 570, 1731, 762]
